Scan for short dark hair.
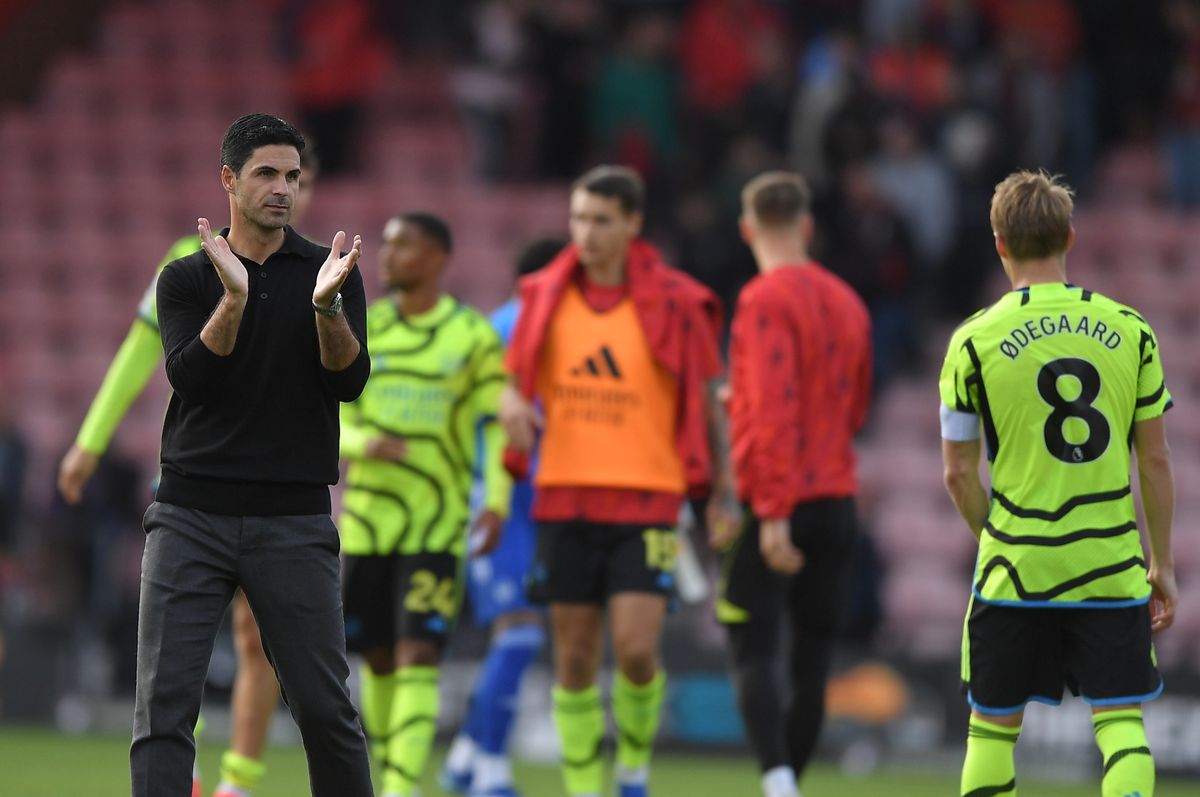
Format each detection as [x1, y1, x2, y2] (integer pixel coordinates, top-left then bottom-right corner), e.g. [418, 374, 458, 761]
[990, 170, 1074, 260]
[515, 237, 567, 278]
[572, 165, 645, 214]
[400, 212, 454, 254]
[741, 171, 812, 228]
[220, 113, 306, 175]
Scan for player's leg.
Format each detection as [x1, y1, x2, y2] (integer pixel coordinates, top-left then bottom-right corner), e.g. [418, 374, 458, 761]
[444, 517, 544, 796]
[606, 524, 680, 797]
[1092, 704, 1155, 797]
[213, 591, 278, 797]
[531, 521, 607, 797]
[551, 602, 605, 797]
[381, 551, 460, 797]
[962, 709, 1022, 797]
[608, 593, 667, 797]
[132, 503, 239, 797]
[343, 554, 400, 765]
[783, 500, 857, 780]
[960, 602, 1061, 797]
[381, 639, 440, 797]
[1069, 605, 1162, 797]
[236, 515, 372, 797]
[466, 610, 544, 797]
[717, 516, 792, 797]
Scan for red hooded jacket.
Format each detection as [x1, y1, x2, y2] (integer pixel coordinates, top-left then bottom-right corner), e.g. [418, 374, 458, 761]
[506, 240, 723, 523]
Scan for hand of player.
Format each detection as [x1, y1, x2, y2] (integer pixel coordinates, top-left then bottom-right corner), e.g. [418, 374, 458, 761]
[499, 383, 542, 452]
[57, 444, 99, 505]
[760, 517, 804, 574]
[364, 434, 407, 462]
[314, 231, 361, 307]
[707, 494, 743, 550]
[198, 217, 248, 298]
[1147, 559, 1178, 633]
[470, 510, 504, 557]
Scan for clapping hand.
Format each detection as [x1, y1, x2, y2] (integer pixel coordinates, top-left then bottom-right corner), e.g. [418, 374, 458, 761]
[198, 218, 248, 297]
[314, 231, 362, 308]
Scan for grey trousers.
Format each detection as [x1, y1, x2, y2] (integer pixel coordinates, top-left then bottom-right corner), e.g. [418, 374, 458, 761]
[131, 502, 373, 797]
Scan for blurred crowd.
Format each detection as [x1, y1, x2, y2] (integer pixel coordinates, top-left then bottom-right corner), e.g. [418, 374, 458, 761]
[380, 0, 1200, 386]
[217, 0, 1200, 381]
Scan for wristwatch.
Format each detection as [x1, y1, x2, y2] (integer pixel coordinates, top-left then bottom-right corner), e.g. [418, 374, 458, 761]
[313, 293, 343, 317]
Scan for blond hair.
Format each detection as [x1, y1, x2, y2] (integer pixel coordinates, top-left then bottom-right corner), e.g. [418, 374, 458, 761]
[990, 170, 1074, 260]
[742, 171, 812, 228]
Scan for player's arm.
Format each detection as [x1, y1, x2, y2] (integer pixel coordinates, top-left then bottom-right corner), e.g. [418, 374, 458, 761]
[738, 293, 797, 523]
[499, 294, 541, 453]
[1133, 415, 1176, 632]
[704, 377, 742, 550]
[941, 437, 987, 539]
[470, 331, 514, 555]
[1131, 318, 1177, 631]
[339, 399, 406, 463]
[59, 318, 162, 504]
[939, 330, 987, 538]
[735, 292, 805, 573]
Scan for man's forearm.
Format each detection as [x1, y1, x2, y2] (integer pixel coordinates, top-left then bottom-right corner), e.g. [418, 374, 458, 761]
[1139, 455, 1175, 565]
[705, 380, 734, 497]
[199, 293, 246, 356]
[315, 313, 361, 370]
[947, 476, 989, 539]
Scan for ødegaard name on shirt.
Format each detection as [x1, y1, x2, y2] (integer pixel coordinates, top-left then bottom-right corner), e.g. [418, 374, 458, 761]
[999, 314, 1122, 361]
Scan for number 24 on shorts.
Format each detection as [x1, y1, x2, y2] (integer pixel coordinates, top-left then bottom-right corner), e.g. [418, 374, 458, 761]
[404, 569, 457, 618]
[643, 529, 679, 571]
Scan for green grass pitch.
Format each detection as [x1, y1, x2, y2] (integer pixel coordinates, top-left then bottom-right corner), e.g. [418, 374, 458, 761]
[0, 726, 1196, 796]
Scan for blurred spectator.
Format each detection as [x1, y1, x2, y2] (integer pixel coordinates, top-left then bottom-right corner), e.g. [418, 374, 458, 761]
[864, 0, 924, 47]
[676, 0, 790, 177]
[867, 23, 957, 118]
[0, 395, 25, 554]
[982, 0, 1080, 173]
[453, 0, 534, 183]
[788, 29, 861, 191]
[817, 163, 917, 389]
[1075, 0, 1175, 149]
[286, 0, 392, 175]
[528, 0, 603, 179]
[940, 107, 1006, 314]
[868, 112, 956, 276]
[821, 74, 887, 183]
[1164, 0, 1200, 208]
[590, 13, 679, 181]
[680, 0, 778, 115]
[741, 19, 796, 157]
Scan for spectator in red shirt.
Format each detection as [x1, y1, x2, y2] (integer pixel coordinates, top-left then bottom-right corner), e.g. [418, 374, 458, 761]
[715, 171, 872, 797]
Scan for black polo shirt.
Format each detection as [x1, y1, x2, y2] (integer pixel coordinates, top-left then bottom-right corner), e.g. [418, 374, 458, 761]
[155, 225, 370, 516]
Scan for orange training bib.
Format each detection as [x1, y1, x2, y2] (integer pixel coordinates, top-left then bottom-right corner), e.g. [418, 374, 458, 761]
[535, 285, 685, 494]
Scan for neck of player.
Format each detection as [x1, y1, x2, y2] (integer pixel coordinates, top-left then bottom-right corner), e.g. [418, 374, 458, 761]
[393, 283, 440, 317]
[1007, 257, 1067, 290]
[228, 208, 286, 265]
[582, 253, 626, 287]
[754, 233, 809, 272]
